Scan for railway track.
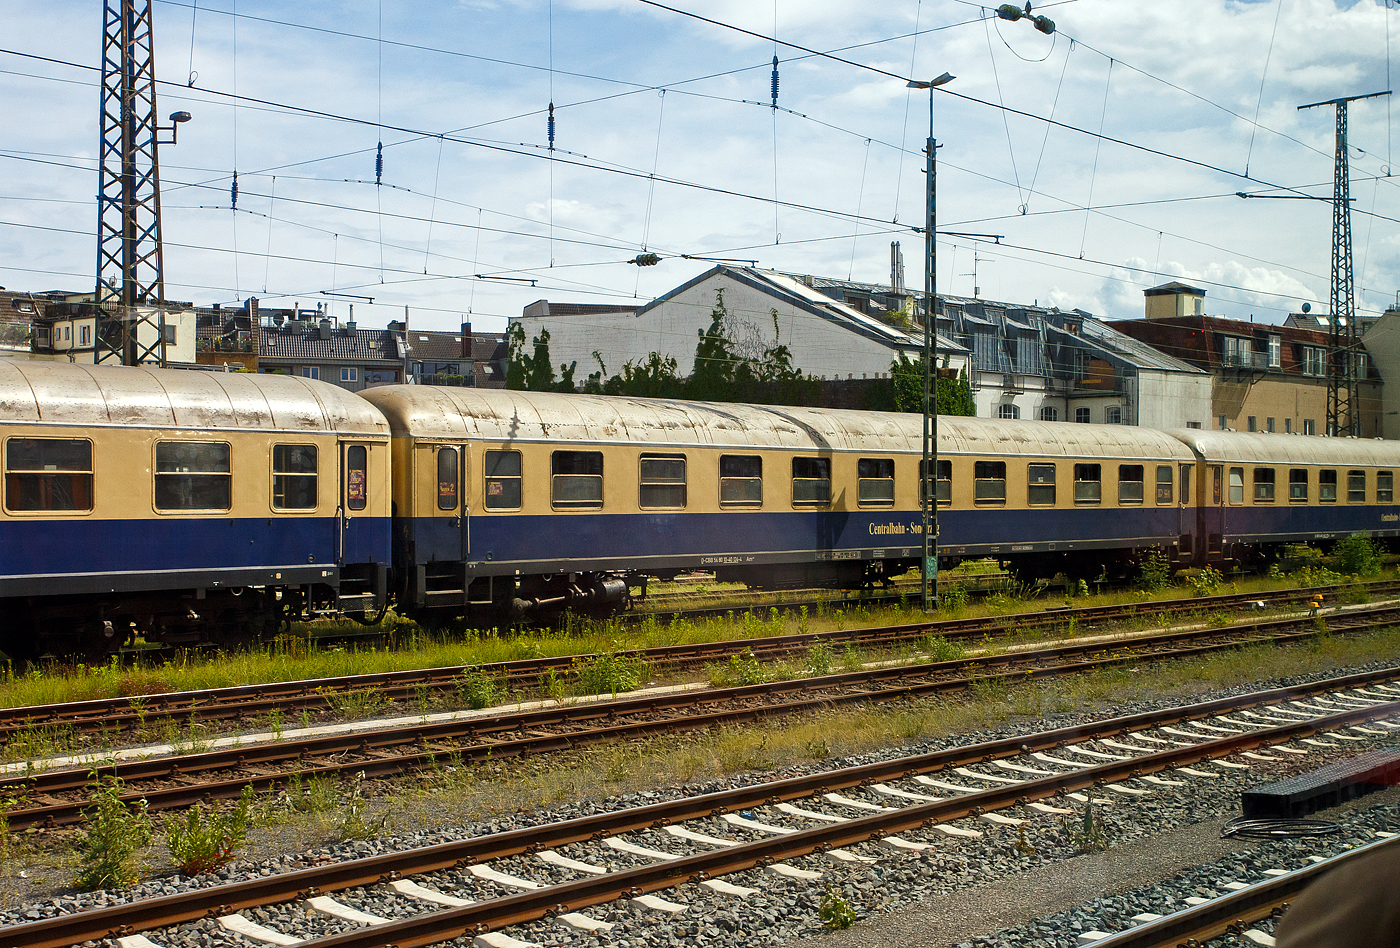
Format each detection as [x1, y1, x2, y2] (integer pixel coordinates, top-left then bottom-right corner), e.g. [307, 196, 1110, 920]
[3, 597, 1398, 831]
[4, 580, 1390, 744]
[4, 668, 1398, 948]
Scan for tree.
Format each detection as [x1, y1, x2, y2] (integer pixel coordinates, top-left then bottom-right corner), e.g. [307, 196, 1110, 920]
[686, 289, 740, 401]
[888, 353, 974, 416]
[506, 323, 565, 391]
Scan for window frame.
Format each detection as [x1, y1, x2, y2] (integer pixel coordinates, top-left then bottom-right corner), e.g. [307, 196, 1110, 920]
[551, 450, 603, 510]
[483, 449, 522, 511]
[974, 460, 1007, 505]
[271, 443, 318, 511]
[997, 404, 1020, 420]
[791, 456, 832, 507]
[919, 459, 951, 506]
[1319, 469, 1337, 504]
[346, 445, 368, 511]
[1228, 467, 1244, 505]
[154, 440, 232, 513]
[1118, 464, 1144, 505]
[1156, 465, 1174, 505]
[1039, 406, 1058, 422]
[340, 367, 358, 383]
[1105, 406, 1122, 425]
[1252, 467, 1275, 503]
[301, 366, 319, 380]
[1073, 463, 1102, 505]
[436, 446, 460, 511]
[1379, 471, 1394, 504]
[1289, 468, 1308, 503]
[4, 437, 94, 514]
[1347, 470, 1366, 504]
[1027, 463, 1056, 507]
[639, 453, 687, 510]
[856, 457, 895, 508]
[719, 454, 763, 508]
[1075, 407, 1091, 424]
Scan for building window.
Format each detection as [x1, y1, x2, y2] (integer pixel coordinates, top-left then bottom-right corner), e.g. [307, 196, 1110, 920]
[1319, 469, 1337, 503]
[1040, 406, 1058, 422]
[857, 458, 895, 507]
[1075, 407, 1091, 424]
[1074, 463, 1101, 505]
[34, 326, 50, 346]
[1267, 334, 1281, 368]
[79, 324, 92, 347]
[1379, 471, 1394, 503]
[155, 442, 231, 511]
[1186, 421, 1202, 429]
[1218, 414, 1228, 430]
[1105, 407, 1122, 424]
[1222, 336, 1249, 366]
[791, 457, 831, 506]
[1247, 416, 1257, 432]
[1228, 467, 1244, 505]
[484, 450, 522, 510]
[341, 367, 358, 383]
[1253, 468, 1275, 503]
[5, 438, 92, 512]
[1118, 464, 1144, 504]
[1027, 464, 1056, 506]
[162, 324, 177, 345]
[1156, 465, 1174, 504]
[272, 444, 317, 510]
[997, 404, 1020, 420]
[301, 366, 319, 380]
[974, 460, 1007, 504]
[552, 450, 602, 509]
[1348, 470, 1366, 503]
[437, 447, 460, 510]
[1304, 419, 1316, 436]
[719, 455, 762, 507]
[1289, 469, 1308, 502]
[1303, 347, 1325, 376]
[1285, 419, 1292, 434]
[1266, 417, 1275, 433]
[346, 445, 368, 511]
[639, 454, 687, 509]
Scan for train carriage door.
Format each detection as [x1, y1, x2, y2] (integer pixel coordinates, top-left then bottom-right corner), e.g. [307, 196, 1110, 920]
[1205, 464, 1224, 561]
[1178, 463, 1193, 559]
[339, 442, 371, 565]
[415, 443, 466, 562]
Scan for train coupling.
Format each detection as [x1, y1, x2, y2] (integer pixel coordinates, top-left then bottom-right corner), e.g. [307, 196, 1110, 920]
[511, 576, 630, 615]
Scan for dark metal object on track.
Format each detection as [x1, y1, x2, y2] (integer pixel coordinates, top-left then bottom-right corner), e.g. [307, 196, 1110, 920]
[3, 675, 1395, 948]
[1241, 746, 1400, 818]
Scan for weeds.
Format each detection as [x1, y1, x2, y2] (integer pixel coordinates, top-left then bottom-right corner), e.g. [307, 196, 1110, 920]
[922, 635, 966, 664]
[1188, 566, 1224, 596]
[74, 774, 152, 890]
[939, 583, 970, 611]
[573, 651, 648, 697]
[1061, 796, 1108, 853]
[819, 885, 858, 930]
[337, 771, 390, 841]
[709, 649, 768, 688]
[1136, 548, 1173, 592]
[164, 785, 253, 875]
[323, 688, 389, 719]
[804, 642, 834, 677]
[1333, 534, 1383, 576]
[455, 668, 504, 709]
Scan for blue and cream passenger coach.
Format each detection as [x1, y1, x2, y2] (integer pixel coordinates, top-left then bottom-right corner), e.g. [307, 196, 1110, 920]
[0, 361, 391, 657]
[360, 386, 1203, 622]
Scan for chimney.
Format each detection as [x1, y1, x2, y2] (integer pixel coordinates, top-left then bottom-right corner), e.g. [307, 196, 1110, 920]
[461, 322, 472, 358]
[890, 241, 905, 295]
[248, 296, 259, 366]
[319, 318, 331, 340]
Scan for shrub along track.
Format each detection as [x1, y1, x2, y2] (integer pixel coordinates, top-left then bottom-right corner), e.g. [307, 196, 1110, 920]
[2, 581, 1389, 745]
[3, 599, 1398, 831]
[3, 668, 1398, 948]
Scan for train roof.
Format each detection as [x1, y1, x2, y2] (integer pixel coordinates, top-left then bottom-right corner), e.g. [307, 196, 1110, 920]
[1168, 429, 1400, 466]
[0, 360, 389, 434]
[360, 386, 1196, 459]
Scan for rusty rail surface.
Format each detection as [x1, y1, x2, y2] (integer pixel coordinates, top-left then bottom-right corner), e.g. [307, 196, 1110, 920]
[3, 669, 1395, 948]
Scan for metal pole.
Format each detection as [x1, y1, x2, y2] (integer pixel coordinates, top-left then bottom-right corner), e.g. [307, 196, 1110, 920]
[921, 89, 938, 612]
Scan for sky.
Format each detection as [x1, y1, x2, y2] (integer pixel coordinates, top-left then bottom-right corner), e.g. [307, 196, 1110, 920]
[1, 0, 1398, 335]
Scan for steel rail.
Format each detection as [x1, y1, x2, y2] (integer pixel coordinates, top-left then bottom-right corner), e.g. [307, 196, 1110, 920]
[3, 602, 1395, 830]
[1085, 836, 1400, 948]
[1, 581, 1381, 741]
[3, 669, 1396, 948]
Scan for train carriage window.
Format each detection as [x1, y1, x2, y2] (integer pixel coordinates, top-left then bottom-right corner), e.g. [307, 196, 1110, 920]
[155, 442, 231, 511]
[1228, 467, 1245, 505]
[719, 455, 762, 507]
[920, 460, 952, 506]
[792, 457, 831, 506]
[552, 451, 603, 509]
[1320, 469, 1338, 503]
[1253, 468, 1275, 503]
[1156, 465, 1174, 505]
[1379, 471, 1394, 503]
[1118, 465, 1144, 504]
[346, 445, 368, 511]
[1027, 464, 1056, 506]
[974, 460, 1006, 504]
[5, 438, 92, 512]
[484, 450, 522, 510]
[436, 447, 459, 511]
[1289, 469, 1308, 502]
[1211, 466, 1222, 505]
[272, 445, 317, 510]
[640, 454, 687, 509]
[1180, 465, 1192, 503]
[1074, 464, 1101, 505]
[1348, 470, 1366, 503]
[857, 458, 895, 506]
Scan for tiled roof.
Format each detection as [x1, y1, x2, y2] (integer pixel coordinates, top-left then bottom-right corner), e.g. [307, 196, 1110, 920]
[260, 327, 399, 364]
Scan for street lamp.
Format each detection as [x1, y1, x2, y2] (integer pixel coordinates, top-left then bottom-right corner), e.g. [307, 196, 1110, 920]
[907, 72, 955, 614]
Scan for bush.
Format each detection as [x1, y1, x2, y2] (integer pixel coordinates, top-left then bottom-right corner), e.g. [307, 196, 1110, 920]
[164, 785, 253, 875]
[939, 583, 970, 610]
[1333, 534, 1383, 576]
[455, 668, 504, 709]
[1136, 548, 1172, 592]
[74, 774, 152, 890]
[573, 651, 647, 696]
[819, 885, 858, 930]
[1188, 566, 1224, 596]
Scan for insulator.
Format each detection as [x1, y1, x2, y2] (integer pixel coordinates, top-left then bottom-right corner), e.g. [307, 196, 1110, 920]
[1032, 14, 1055, 34]
[770, 55, 779, 107]
[996, 3, 1023, 21]
[230, 171, 238, 211]
[547, 102, 555, 150]
[630, 253, 661, 267]
[375, 141, 384, 185]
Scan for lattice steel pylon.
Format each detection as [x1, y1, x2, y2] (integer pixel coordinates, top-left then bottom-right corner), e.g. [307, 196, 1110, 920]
[96, 0, 169, 366]
[1299, 90, 1390, 437]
